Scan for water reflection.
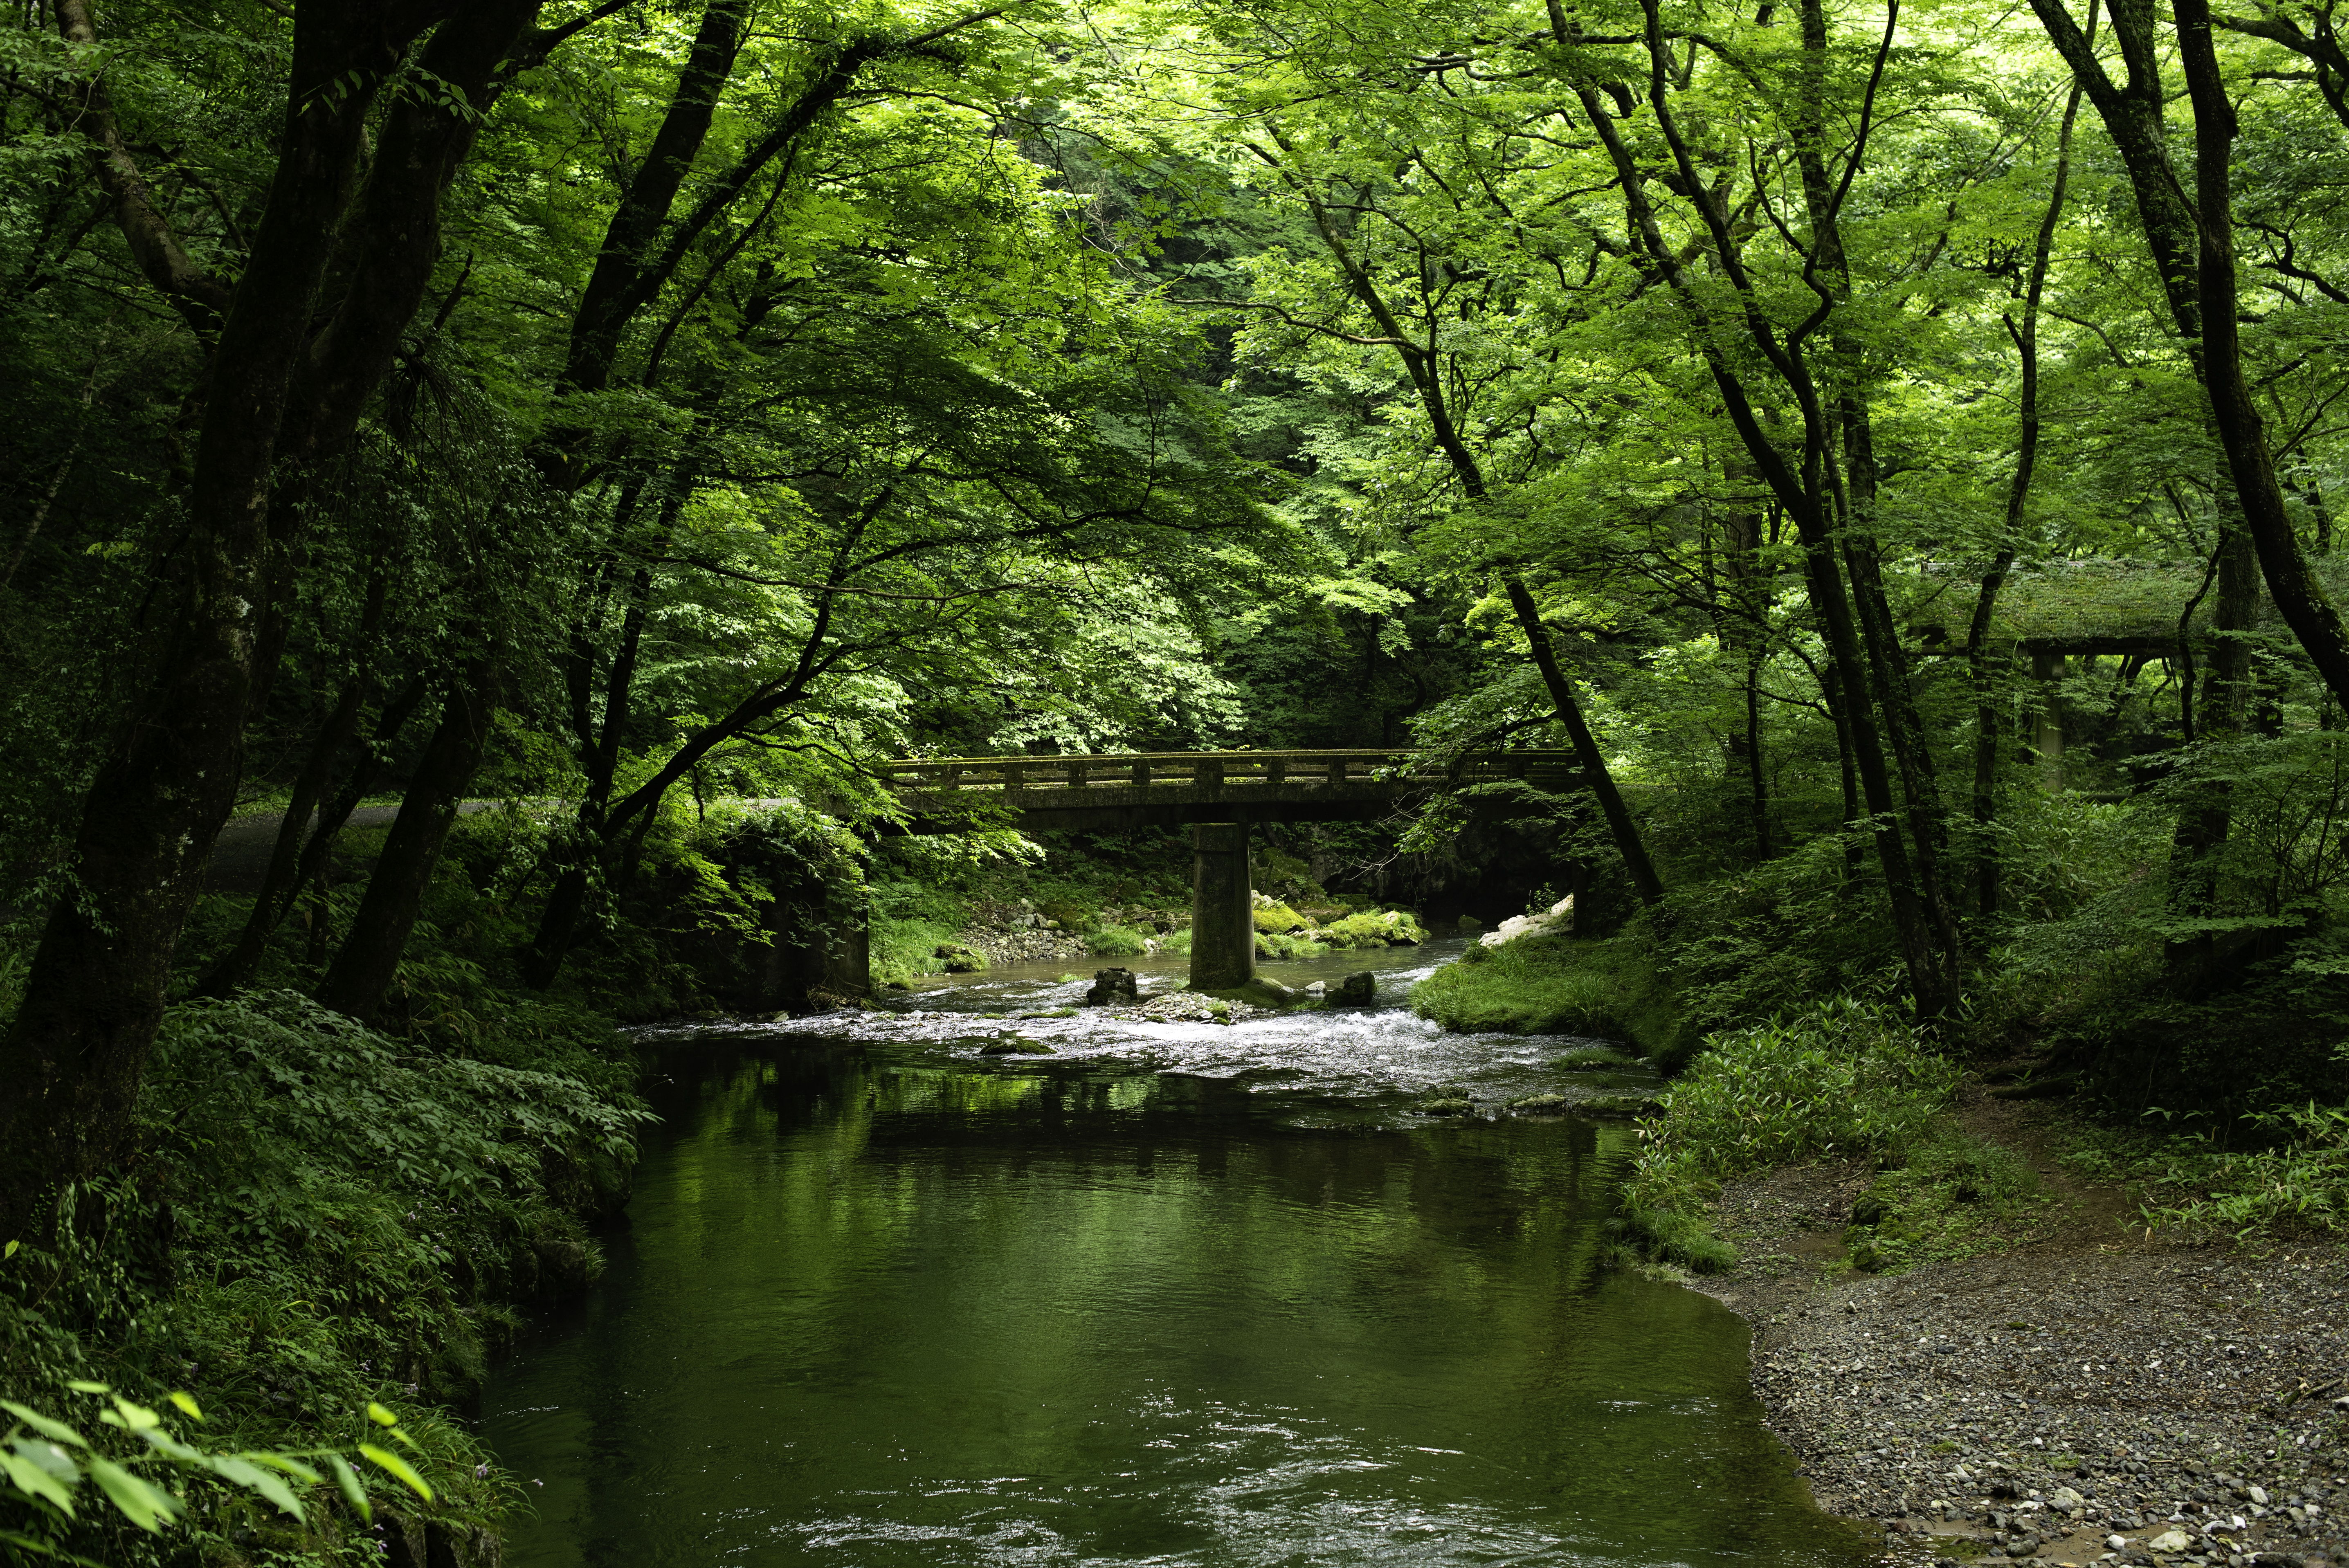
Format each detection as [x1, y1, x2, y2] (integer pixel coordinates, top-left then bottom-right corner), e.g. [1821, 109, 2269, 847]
[485, 1027, 1868, 1567]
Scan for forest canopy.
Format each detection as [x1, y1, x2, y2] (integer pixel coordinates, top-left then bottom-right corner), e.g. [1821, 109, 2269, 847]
[7, 0, 2349, 1328]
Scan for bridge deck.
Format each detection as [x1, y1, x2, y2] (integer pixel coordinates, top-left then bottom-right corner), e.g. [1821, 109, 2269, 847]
[883, 749, 1584, 832]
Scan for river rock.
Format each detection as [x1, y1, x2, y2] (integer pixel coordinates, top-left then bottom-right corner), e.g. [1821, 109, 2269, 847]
[1085, 967, 1139, 1005]
[2151, 1529, 2194, 1552]
[1331, 971, 1376, 1006]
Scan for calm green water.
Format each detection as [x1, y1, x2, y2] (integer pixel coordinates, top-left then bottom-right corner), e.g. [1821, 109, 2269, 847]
[482, 951, 1869, 1566]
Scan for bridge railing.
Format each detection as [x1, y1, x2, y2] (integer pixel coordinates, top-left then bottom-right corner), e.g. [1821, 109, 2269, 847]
[884, 749, 1584, 794]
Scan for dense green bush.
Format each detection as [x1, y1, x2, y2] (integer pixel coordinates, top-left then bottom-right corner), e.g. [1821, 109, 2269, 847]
[1623, 997, 1959, 1218]
[0, 989, 647, 1564]
[1087, 925, 1151, 957]
[872, 917, 964, 985]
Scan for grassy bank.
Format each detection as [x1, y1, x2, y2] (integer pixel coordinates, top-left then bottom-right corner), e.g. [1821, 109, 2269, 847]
[1407, 934, 1689, 1063]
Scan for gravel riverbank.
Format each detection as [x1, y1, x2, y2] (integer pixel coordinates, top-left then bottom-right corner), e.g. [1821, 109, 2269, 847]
[1694, 1095, 2349, 1568]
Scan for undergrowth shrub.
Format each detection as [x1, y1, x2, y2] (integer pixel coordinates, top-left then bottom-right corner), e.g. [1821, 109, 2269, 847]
[0, 990, 648, 1564]
[872, 917, 962, 986]
[1842, 1127, 2046, 1273]
[1087, 925, 1151, 957]
[2132, 1095, 2349, 1235]
[1615, 997, 1959, 1273]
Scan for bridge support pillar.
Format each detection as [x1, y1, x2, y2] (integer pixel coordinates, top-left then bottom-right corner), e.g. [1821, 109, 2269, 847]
[1189, 821, 1255, 991]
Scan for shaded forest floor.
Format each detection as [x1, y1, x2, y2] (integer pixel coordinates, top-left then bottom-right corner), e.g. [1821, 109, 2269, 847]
[1694, 1089, 2349, 1565]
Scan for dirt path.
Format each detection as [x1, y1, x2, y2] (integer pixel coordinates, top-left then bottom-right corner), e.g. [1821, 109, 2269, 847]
[1695, 1089, 2349, 1567]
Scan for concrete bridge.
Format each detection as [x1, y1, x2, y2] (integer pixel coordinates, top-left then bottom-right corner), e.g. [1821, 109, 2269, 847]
[884, 749, 1585, 995]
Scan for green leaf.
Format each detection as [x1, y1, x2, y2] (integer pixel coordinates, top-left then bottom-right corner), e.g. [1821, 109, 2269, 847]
[207, 1455, 305, 1521]
[135, 1427, 201, 1462]
[3, 1240, 17, 1260]
[359, 1442, 432, 1501]
[325, 1452, 371, 1523]
[0, 1448, 76, 1516]
[83, 1457, 180, 1533]
[62, 1383, 106, 1396]
[238, 1451, 323, 1486]
[0, 1526, 109, 1566]
[9, 1439, 78, 1485]
[104, 1396, 161, 1433]
[166, 1393, 202, 1423]
[0, 1403, 88, 1449]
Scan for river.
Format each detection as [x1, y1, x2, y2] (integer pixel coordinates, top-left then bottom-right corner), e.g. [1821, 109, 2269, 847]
[481, 939, 1872, 1566]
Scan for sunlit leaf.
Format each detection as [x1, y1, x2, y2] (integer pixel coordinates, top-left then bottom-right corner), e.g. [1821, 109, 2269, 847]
[360, 1442, 432, 1501]
[0, 1404, 87, 1450]
[83, 1457, 180, 1533]
[0, 1448, 76, 1516]
[325, 1452, 371, 1523]
[207, 1454, 305, 1521]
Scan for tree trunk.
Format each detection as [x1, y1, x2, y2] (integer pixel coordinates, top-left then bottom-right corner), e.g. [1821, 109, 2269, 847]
[0, 0, 543, 1236]
[315, 665, 496, 1024]
[2172, 0, 2349, 718]
[1720, 468, 1772, 859]
[196, 666, 429, 998]
[1504, 576, 1667, 905]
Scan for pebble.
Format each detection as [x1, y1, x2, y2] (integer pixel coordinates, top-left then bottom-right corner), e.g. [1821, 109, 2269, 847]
[1691, 1160, 2349, 1568]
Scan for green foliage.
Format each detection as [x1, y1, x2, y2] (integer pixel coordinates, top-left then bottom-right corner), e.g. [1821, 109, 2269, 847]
[872, 919, 965, 987]
[2136, 1097, 2349, 1235]
[1624, 998, 1961, 1218]
[1410, 937, 1679, 1052]
[1317, 910, 1427, 948]
[0, 1380, 436, 1561]
[1606, 1206, 1739, 1276]
[1086, 926, 1151, 958]
[1843, 1129, 2048, 1274]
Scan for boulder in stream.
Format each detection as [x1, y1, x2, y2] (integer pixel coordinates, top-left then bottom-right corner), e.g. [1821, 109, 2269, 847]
[1085, 967, 1140, 1006]
[1330, 971, 1376, 1006]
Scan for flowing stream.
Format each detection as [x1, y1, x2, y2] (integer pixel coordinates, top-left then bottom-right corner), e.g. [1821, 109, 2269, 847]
[481, 940, 1870, 1566]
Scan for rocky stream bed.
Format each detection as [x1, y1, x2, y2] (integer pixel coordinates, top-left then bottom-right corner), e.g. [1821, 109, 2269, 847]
[1697, 1097, 2349, 1568]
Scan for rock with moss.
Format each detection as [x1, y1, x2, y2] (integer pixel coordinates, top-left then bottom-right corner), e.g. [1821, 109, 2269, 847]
[1085, 967, 1140, 1006]
[1413, 1096, 1475, 1116]
[1319, 910, 1427, 948]
[932, 943, 987, 974]
[1330, 970, 1376, 1006]
[1256, 930, 1329, 960]
[1576, 1094, 1665, 1119]
[1250, 894, 1310, 934]
[1508, 1093, 1571, 1114]
[1550, 1045, 1635, 1071]
[1194, 976, 1301, 1010]
[978, 1038, 1056, 1056]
